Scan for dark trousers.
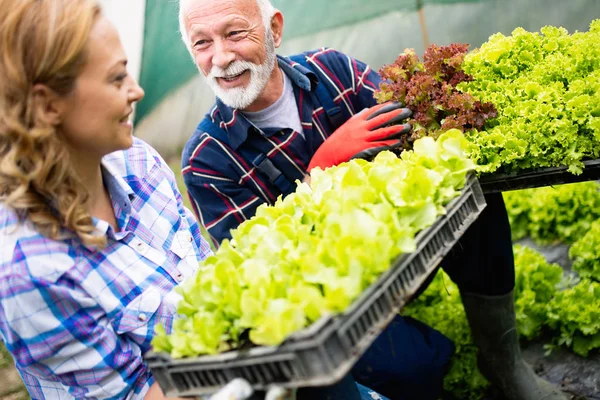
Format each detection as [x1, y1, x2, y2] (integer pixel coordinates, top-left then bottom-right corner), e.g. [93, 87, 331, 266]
[440, 192, 516, 296]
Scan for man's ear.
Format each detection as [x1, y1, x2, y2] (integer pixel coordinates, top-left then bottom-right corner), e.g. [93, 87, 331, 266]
[270, 10, 284, 48]
[31, 84, 65, 126]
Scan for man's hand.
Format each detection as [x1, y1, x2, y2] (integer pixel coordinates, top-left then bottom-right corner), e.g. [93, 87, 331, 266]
[307, 101, 412, 171]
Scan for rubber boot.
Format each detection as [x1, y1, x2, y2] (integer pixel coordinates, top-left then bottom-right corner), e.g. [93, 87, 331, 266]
[461, 291, 568, 400]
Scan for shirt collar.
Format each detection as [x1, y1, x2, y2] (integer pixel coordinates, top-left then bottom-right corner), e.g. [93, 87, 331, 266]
[70, 160, 136, 251]
[101, 160, 135, 209]
[85, 161, 134, 241]
[215, 55, 318, 150]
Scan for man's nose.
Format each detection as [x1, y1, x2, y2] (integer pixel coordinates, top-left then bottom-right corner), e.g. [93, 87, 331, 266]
[212, 39, 236, 70]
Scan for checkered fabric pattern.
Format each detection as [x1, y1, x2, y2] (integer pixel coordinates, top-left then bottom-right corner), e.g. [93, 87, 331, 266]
[0, 138, 212, 399]
[182, 48, 381, 246]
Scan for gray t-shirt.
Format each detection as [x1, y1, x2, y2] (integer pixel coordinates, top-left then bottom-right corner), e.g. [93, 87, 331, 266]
[243, 70, 304, 137]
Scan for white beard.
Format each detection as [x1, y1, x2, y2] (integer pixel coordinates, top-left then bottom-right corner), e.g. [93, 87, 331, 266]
[204, 29, 277, 110]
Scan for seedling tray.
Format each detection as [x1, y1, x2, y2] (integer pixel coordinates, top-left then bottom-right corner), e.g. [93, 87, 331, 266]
[147, 174, 486, 397]
[479, 159, 600, 193]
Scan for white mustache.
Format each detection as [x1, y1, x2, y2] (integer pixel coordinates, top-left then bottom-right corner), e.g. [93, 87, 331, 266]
[209, 61, 257, 79]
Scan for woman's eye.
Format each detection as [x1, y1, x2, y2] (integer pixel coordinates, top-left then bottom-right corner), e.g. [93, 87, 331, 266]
[112, 73, 128, 85]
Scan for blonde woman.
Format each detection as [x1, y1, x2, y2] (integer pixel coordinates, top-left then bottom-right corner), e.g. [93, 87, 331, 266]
[0, 0, 216, 398]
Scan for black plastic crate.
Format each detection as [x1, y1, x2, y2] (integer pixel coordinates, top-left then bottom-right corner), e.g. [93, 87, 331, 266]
[147, 174, 487, 397]
[480, 159, 600, 193]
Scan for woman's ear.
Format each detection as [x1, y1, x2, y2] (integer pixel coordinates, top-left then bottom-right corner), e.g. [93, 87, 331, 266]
[270, 10, 284, 48]
[31, 84, 65, 126]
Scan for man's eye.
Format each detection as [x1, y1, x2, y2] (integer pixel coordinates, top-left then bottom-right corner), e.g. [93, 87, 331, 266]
[194, 40, 208, 47]
[228, 31, 243, 37]
[114, 73, 127, 82]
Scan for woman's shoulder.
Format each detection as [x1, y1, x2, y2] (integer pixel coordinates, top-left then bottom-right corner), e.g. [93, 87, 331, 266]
[0, 203, 76, 284]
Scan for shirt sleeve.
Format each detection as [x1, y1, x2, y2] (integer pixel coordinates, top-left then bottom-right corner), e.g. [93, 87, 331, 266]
[347, 53, 383, 110]
[0, 273, 151, 399]
[183, 161, 264, 247]
[181, 128, 270, 247]
[308, 48, 383, 116]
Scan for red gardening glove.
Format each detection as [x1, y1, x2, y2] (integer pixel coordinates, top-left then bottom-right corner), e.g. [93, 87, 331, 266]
[307, 102, 412, 172]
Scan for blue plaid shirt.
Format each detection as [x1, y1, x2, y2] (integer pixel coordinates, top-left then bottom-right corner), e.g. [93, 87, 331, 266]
[182, 48, 382, 246]
[0, 138, 212, 399]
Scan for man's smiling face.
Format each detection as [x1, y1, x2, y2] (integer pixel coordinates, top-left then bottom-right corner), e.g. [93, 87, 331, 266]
[182, 0, 277, 110]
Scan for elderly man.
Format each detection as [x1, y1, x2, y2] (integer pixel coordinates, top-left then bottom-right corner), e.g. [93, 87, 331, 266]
[179, 0, 567, 399]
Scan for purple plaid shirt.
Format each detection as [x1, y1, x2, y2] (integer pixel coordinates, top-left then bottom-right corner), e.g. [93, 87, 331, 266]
[0, 138, 212, 399]
[182, 48, 381, 246]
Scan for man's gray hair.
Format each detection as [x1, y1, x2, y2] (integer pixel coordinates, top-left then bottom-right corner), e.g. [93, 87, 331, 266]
[179, 0, 276, 52]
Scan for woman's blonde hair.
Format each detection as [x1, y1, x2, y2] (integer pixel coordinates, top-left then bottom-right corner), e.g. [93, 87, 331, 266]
[0, 0, 105, 247]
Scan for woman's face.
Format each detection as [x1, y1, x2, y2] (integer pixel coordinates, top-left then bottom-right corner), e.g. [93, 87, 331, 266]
[58, 15, 144, 159]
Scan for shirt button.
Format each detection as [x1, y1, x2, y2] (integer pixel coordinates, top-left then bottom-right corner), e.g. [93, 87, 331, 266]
[176, 272, 184, 282]
[138, 313, 147, 322]
[188, 235, 193, 243]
